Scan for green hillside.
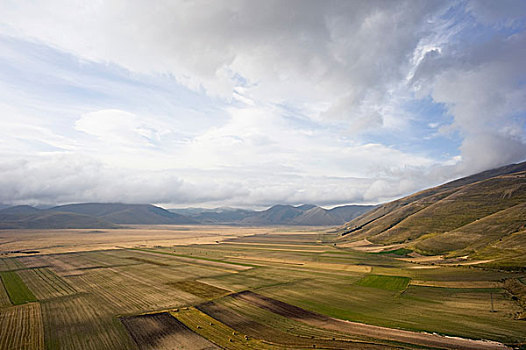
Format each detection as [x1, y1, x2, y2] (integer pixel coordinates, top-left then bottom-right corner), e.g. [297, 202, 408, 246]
[339, 162, 526, 269]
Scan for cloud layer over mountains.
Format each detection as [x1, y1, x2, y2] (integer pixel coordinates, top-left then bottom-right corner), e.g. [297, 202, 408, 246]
[0, 0, 525, 207]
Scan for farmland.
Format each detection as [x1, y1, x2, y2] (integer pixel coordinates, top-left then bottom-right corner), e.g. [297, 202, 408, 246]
[355, 275, 410, 291]
[0, 302, 44, 350]
[121, 312, 219, 350]
[0, 226, 525, 349]
[0, 271, 37, 305]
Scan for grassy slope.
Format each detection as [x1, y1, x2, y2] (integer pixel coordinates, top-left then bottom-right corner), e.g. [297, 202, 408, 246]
[339, 160, 526, 237]
[414, 202, 526, 256]
[371, 175, 526, 244]
[340, 163, 526, 266]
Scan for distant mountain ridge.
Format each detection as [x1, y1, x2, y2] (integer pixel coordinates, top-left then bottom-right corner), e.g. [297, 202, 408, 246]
[170, 204, 376, 226]
[51, 203, 197, 225]
[0, 205, 116, 229]
[169, 207, 255, 224]
[0, 202, 376, 229]
[0, 203, 196, 229]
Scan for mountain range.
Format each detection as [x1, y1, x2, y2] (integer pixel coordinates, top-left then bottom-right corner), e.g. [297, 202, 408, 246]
[339, 161, 526, 268]
[3, 159, 525, 268]
[0, 203, 196, 229]
[0, 202, 375, 229]
[169, 204, 375, 226]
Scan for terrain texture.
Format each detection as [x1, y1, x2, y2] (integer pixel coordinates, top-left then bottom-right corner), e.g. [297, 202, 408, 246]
[340, 161, 526, 270]
[0, 226, 525, 350]
[1, 162, 525, 349]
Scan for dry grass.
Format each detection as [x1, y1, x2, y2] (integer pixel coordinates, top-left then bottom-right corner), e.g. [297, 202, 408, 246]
[0, 226, 317, 256]
[0, 302, 44, 350]
[17, 268, 76, 300]
[67, 266, 199, 314]
[171, 307, 282, 349]
[0, 277, 11, 307]
[410, 280, 500, 288]
[0, 257, 25, 271]
[41, 294, 136, 350]
[167, 280, 230, 299]
[228, 255, 372, 273]
[0, 226, 523, 349]
[339, 239, 405, 253]
[503, 279, 526, 319]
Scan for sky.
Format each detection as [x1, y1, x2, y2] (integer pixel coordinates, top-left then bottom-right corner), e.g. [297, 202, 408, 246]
[0, 0, 525, 209]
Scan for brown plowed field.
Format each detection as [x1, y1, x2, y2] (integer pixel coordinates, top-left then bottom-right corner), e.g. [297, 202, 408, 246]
[121, 312, 219, 350]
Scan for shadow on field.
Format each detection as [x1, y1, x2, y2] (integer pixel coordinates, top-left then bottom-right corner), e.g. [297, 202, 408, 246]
[121, 312, 218, 350]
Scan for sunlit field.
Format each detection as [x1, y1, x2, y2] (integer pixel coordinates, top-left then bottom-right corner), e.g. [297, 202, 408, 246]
[1, 226, 524, 350]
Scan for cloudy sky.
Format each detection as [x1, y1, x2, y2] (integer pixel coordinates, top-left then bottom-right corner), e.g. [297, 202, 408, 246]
[0, 0, 525, 208]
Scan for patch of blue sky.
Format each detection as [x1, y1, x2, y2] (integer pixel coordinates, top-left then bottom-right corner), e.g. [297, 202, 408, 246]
[276, 102, 328, 130]
[454, 2, 525, 45]
[513, 111, 526, 137]
[400, 97, 461, 160]
[356, 96, 462, 162]
[0, 36, 228, 124]
[231, 71, 249, 87]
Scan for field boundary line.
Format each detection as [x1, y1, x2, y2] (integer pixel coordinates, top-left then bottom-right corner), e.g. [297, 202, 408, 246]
[232, 290, 510, 350]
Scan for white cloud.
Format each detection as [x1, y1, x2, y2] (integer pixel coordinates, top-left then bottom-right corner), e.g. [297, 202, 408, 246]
[0, 1, 445, 117]
[428, 34, 526, 173]
[75, 109, 168, 148]
[0, 152, 435, 208]
[0, 1, 525, 207]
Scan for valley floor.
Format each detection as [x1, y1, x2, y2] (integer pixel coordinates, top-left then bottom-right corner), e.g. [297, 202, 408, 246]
[0, 226, 525, 349]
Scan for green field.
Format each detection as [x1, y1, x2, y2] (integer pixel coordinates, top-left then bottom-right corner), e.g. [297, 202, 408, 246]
[355, 274, 411, 291]
[373, 248, 413, 256]
[0, 228, 525, 349]
[0, 271, 37, 305]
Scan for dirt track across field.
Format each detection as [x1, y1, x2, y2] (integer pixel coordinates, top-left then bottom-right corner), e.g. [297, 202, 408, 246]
[232, 291, 510, 350]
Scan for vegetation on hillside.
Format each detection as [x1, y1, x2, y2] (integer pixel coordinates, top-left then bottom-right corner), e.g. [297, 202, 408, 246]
[339, 162, 526, 268]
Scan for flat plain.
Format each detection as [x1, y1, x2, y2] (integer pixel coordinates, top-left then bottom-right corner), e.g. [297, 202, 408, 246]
[0, 226, 525, 349]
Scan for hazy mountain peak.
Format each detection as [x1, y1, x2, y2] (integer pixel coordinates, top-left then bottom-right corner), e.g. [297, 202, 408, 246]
[0, 205, 40, 215]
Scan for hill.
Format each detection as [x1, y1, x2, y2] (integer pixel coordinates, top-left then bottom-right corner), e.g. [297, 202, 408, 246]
[0, 205, 41, 215]
[169, 207, 255, 224]
[0, 203, 197, 228]
[327, 205, 376, 222]
[170, 204, 376, 226]
[239, 204, 376, 226]
[339, 161, 526, 268]
[240, 204, 304, 225]
[290, 206, 338, 226]
[0, 202, 374, 229]
[51, 203, 197, 225]
[0, 207, 116, 229]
